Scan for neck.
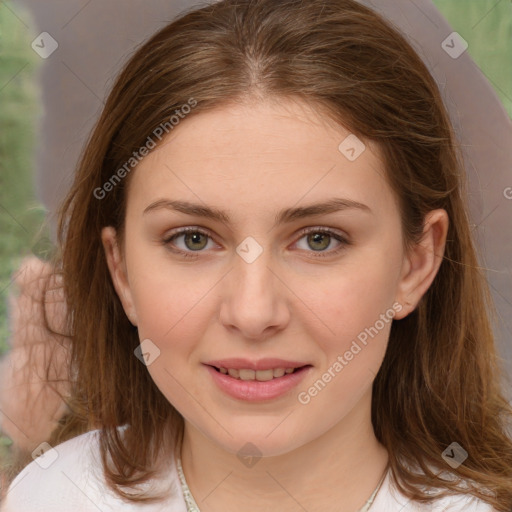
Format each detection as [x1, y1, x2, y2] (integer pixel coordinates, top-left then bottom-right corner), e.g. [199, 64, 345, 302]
[179, 388, 389, 512]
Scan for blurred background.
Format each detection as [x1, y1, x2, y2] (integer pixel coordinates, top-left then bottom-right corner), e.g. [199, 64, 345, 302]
[0, 0, 511, 477]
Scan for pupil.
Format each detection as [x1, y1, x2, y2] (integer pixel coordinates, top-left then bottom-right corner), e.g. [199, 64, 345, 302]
[309, 232, 329, 251]
[185, 232, 207, 250]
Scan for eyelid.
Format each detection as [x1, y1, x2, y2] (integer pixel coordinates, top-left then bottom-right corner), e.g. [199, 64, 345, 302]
[295, 225, 349, 241]
[163, 226, 215, 240]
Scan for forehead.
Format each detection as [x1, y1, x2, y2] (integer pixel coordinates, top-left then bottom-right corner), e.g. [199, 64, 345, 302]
[126, 98, 398, 223]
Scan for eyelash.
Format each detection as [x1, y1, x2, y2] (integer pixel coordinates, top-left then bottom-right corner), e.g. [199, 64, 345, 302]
[162, 226, 351, 260]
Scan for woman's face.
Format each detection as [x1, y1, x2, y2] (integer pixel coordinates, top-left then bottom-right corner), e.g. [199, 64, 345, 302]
[103, 97, 433, 457]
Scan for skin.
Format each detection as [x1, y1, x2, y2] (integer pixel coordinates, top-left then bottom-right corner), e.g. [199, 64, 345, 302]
[102, 96, 448, 512]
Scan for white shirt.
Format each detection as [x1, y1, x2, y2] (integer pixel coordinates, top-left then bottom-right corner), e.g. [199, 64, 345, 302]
[0, 429, 495, 511]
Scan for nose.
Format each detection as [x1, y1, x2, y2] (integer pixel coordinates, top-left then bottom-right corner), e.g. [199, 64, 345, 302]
[219, 244, 290, 341]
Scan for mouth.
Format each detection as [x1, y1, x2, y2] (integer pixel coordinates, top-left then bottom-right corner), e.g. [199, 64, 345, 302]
[208, 365, 311, 381]
[204, 362, 313, 401]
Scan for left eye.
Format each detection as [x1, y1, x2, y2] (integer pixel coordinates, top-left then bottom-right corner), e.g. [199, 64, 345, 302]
[162, 227, 349, 258]
[294, 228, 348, 255]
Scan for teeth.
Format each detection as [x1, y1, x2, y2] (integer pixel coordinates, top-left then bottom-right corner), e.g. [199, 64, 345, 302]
[228, 368, 240, 378]
[239, 369, 256, 381]
[219, 367, 297, 380]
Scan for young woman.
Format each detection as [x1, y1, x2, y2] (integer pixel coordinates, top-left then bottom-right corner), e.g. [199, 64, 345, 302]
[2, 0, 511, 510]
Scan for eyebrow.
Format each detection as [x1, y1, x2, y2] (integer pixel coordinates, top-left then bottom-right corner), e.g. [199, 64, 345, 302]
[143, 197, 372, 225]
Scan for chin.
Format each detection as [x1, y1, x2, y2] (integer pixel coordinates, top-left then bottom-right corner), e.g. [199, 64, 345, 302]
[206, 422, 310, 459]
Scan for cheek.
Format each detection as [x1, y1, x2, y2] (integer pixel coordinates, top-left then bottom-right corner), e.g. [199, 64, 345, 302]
[126, 246, 216, 356]
[132, 277, 206, 348]
[295, 249, 401, 413]
[296, 260, 396, 415]
[127, 257, 212, 410]
[306, 247, 400, 350]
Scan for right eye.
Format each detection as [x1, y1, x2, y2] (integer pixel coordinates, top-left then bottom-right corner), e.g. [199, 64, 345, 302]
[162, 227, 218, 258]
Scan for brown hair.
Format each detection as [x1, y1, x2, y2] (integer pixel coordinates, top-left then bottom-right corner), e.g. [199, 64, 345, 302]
[19, 0, 512, 509]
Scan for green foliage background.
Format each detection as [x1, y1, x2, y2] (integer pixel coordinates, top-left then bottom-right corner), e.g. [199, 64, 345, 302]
[431, 0, 512, 118]
[0, 2, 47, 357]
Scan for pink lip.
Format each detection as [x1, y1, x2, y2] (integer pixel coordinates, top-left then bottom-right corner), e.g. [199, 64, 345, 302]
[204, 358, 309, 371]
[204, 364, 312, 401]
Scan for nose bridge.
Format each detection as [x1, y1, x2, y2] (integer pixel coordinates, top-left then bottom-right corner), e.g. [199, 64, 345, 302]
[234, 235, 275, 306]
[220, 235, 289, 338]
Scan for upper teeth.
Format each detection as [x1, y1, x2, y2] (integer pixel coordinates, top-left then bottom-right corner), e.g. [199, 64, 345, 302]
[219, 367, 296, 381]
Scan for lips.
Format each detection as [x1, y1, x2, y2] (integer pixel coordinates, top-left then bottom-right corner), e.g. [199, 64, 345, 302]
[204, 363, 312, 401]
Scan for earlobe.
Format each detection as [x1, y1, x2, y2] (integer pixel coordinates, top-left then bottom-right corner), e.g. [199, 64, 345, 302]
[101, 226, 138, 326]
[393, 209, 449, 320]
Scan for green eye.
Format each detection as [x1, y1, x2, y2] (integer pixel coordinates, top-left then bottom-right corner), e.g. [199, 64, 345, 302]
[294, 228, 350, 258]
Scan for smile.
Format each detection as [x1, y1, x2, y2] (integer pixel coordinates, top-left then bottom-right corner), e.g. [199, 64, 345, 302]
[204, 364, 312, 401]
[213, 366, 300, 381]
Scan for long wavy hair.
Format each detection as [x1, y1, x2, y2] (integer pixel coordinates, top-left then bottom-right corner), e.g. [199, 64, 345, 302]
[12, 0, 512, 509]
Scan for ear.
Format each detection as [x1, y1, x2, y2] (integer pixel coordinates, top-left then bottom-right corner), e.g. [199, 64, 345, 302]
[101, 226, 138, 326]
[393, 209, 449, 320]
